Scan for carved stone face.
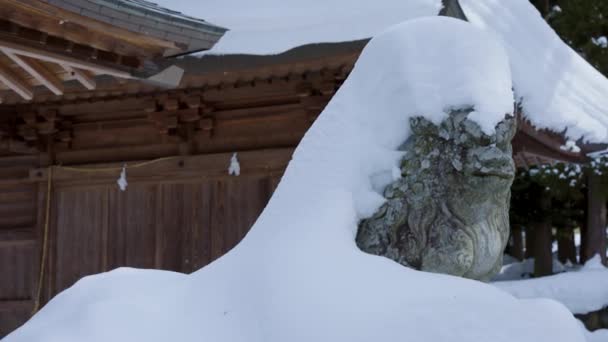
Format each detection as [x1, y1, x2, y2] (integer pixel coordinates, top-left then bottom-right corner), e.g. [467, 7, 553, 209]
[356, 110, 516, 281]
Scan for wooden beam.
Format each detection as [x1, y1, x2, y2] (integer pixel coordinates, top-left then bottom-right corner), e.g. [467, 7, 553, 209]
[0, 300, 33, 312]
[0, 37, 133, 79]
[0, 60, 33, 100]
[2, 50, 63, 95]
[62, 65, 96, 90]
[0, 227, 36, 247]
[583, 172, 608, 265]
[0, 137, 38, 154]
[30, 148, 294, 184]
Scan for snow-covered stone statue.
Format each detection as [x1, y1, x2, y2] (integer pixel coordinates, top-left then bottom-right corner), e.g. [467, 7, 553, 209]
[6, 14, 587, 342]
[357, 110, 516, 281]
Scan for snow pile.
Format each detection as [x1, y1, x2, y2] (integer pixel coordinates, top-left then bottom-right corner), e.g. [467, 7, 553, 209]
[592, 36, 608, 49]
[494, 255, 608, 315]
[583, 325, 608, 342]
[5, 18, 585, 342]
[551, 5, 563, 14]
[461, 0, 608, 142]
[159, 0, 442, 55]
[561, 140, 582, 153]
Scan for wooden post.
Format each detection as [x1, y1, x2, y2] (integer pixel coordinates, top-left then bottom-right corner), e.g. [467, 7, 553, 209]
[524, 225, 535, 259]
[543, 0, 551, 16]
[580, 189, 589, 263]
[583, 173, 607, 265]
[533, 222, 553, 277]
[511, 225, 525, 261]
[533, 195, 553, 277]
[557, 226, 577, 265]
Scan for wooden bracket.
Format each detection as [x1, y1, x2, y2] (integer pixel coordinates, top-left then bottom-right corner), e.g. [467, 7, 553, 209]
[198, 117, 214, 138]
[148, 111, 178, 135]
[177, 108, 200, 123]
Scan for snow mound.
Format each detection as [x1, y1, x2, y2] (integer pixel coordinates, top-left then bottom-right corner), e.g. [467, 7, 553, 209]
[166, 0, 442, 55]
[494, 259, 608, 315]
[583, 254, 606, 270]
[461, 0, 608, 142]
[5, 18, 584, 342]
[583, 326, 608, 342]
[492, 257, 568, 281]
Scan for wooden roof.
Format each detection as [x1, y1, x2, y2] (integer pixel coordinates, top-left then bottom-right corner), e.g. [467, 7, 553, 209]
[0, 26, 597, 168]
[37, 0, 227, 55]
[0, 40, 364, 105]
[513, 116, 590, 168]
[0, 0, 226, 102]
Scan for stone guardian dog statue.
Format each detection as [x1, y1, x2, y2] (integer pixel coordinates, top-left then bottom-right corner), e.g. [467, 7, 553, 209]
[356, 109, 516, 281]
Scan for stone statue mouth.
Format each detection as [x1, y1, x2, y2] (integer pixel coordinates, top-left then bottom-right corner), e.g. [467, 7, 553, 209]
[472, 169, 513, 180]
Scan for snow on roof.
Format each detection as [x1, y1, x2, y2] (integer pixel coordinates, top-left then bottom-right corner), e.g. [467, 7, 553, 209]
[157, 0, 608, 143]
[4, 17, 585, 342]
[155, 0, 444, 55]
[95, 0, 216, 28]
[461, 0, 608, 143]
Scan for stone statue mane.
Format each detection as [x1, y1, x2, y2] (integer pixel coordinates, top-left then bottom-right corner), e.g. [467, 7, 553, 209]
[356, 109, 516, 281]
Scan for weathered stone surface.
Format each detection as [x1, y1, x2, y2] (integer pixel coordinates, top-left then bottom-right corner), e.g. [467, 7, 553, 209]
[356, 109, 516, 281]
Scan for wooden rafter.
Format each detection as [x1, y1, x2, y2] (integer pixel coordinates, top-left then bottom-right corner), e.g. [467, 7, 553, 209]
[0, 18, 143, 70]
[0, 38, 133, 79]
[0, 60, 32, 100]
[2, 50, 63, 95]
[62, 65, 96, 90]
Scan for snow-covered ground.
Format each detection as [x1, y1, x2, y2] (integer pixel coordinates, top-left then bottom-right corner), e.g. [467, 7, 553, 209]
[584, 326, 608, 342]
[5, 18, 587, 342]
[494, 256, 608, 342]
[494, 255, 608, 315]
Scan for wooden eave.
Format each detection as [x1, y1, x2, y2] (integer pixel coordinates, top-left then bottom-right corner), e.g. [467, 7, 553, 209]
[0, 39, 598, 169]
[1, 0, 179, 57]
[0, 0, 228, 102]
[0, 44, 356, 166]
[0, 19, 142, 102]
[513, 115, 590, 168]
[0, 41, 364, 105]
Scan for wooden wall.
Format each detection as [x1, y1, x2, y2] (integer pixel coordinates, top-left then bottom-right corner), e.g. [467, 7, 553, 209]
[0, 61, 345, 337]
[0, 149, 289, 338]
[0, 155, 40, 337]
[0, 57, 349, 336]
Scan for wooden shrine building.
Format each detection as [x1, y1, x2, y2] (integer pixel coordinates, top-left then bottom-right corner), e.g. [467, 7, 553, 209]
[0, 0, 605, 337]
